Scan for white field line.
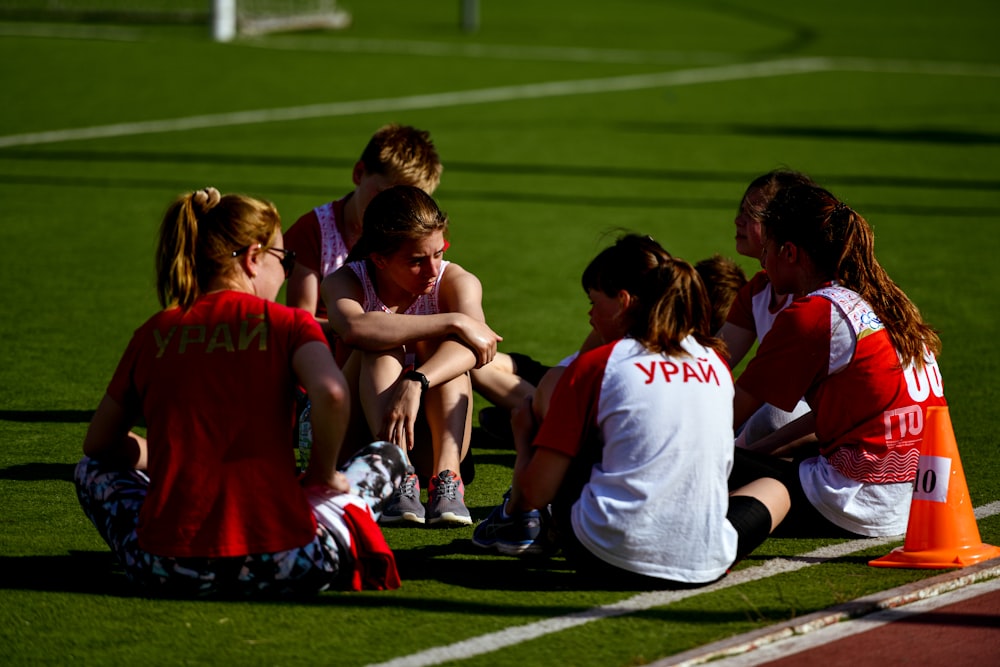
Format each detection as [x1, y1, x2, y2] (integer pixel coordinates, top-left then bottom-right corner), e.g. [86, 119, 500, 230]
[247, 36, 736, 66]
[0, 21, 146, 41]
[2, 53, 998, 150]
[365, 500, 1000, 667]
[0, 58, 834, 149]
[247, 38, 1000, 78]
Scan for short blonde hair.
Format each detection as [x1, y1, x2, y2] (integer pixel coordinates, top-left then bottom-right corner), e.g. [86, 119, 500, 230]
[359, 124, 443, 194]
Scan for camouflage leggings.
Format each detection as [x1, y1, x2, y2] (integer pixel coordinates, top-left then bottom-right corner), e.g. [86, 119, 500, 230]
[75, 441, 406, 597]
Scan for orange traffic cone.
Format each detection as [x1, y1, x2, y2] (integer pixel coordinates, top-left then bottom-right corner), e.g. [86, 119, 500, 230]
[870, 405, 1000, 569]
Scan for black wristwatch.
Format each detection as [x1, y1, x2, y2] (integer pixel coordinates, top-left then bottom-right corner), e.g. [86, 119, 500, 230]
[404, 369, 430, 393]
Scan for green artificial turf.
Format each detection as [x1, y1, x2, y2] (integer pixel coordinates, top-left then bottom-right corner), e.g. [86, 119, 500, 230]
[2, 1, 999, 665]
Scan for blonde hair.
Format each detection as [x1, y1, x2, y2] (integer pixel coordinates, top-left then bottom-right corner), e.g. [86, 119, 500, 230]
[359, 124, 443, 194]
[155, 187, 281, 310]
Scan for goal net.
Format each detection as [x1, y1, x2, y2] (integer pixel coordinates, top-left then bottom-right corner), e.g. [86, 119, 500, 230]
[0, 0, 351, 41]
[214, 0, 351, 41]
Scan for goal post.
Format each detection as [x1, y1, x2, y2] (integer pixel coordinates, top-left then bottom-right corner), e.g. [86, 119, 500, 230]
[213, 0, 351, 42]
[0, 1, 350, 42]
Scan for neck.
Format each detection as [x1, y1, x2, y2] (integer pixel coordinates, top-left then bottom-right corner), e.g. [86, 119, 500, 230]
[206, 273, 254, 296]
[341, 192, 364, 245]
[369, 263, 419, 312]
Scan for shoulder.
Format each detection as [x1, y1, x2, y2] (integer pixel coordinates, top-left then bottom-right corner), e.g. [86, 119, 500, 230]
[772, 294, 834, 335]
[570, 339, 623, 378]
[287, 208, 320, 232]
[284, 209, 320, 248]
[740, 270, 771, 296]
[439, 262, 483, 293]
[326, 261, 365, 290]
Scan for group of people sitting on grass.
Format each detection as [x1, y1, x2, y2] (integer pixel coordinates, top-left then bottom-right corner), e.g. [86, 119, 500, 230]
[74, 124, 945, 596]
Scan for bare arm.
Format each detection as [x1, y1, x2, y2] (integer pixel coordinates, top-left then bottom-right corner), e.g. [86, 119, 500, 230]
[718, 322, 757, 368]
[733, 384, 764, 433]
[294, 340, 351, 491]
[321, 266, 499, 360]
[83, 394, 147, 470]
[506, 395, 571, 512]
[742, 411, 818, 457]
[377, 265, 501, 450]
[285, 262, 321, 316]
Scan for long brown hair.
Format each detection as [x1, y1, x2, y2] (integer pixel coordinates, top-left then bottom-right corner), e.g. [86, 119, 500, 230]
[581, 234, 726, 358]
[763, 184, 941, 368]
[156, 187, 281, 310]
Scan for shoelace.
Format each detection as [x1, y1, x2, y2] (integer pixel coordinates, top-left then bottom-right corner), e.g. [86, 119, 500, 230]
[434, 473, 460, 500]
[399, 473, 419, 499]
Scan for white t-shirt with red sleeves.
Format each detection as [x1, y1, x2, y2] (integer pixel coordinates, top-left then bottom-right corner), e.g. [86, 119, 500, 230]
[533, 337, 738, 584]
[726, 270, 789, 340]
[737, 284, 946, 536]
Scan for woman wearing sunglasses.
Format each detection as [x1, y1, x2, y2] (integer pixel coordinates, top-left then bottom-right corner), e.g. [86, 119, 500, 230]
[75, 187, 408, 596]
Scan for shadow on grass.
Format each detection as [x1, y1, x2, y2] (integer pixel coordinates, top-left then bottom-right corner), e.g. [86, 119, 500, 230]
[0, 550, 624, 618]
[3, 172, 996, 217]
[0, 409, 94, 423]
[0, 462, 76, 482]
[0, 552, 133, 596]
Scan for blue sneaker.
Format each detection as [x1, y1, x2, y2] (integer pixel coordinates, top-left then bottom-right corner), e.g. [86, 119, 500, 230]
[472, 501, 544, 555]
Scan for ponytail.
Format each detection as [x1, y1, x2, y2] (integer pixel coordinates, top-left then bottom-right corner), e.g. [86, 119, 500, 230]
[155, 187, 281, 310]
[764, 185, 941, 369]
[833, 205, 941, 368]
[581, 234, 726, 358]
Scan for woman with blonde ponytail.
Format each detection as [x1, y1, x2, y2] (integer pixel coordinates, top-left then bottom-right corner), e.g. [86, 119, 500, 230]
[75, 188, 408, 596]
[731, 183, 946, 538]
[474, 234, 789, 589]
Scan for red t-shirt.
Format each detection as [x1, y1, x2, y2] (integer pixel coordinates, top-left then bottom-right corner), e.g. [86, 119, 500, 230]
[107, 291, 327, 558]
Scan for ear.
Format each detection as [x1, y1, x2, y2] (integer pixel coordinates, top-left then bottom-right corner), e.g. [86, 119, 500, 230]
[352, 161, 366, 186]
[616, 290, 635, 314]
[782, 242, 801, 264]
[370, 252, 388, 270]
[237, 244, 261, 278]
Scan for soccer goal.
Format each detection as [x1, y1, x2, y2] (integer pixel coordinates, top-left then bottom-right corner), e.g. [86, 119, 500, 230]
[212, 0, 351, 42]
[0, 1, 351, 41]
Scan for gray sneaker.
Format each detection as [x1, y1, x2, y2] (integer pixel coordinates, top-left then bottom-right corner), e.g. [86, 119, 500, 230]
[380, 467, 425, 525]
[427, 469, 472, 526]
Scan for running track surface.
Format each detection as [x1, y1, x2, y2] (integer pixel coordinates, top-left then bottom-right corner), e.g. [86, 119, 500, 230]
[662, 559, 1000, 667]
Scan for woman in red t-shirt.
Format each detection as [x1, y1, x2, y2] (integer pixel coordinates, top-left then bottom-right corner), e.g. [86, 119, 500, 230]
[75, 187, 407, 596]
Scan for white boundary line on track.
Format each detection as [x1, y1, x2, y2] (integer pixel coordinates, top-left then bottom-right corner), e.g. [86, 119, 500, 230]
[365, 501, 1000, 667]
[694, 575, 1000, 667]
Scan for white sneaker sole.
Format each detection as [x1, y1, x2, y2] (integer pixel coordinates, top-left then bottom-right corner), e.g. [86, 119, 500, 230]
[380, 511, 426, 525]
[428, 511, 473, 526]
